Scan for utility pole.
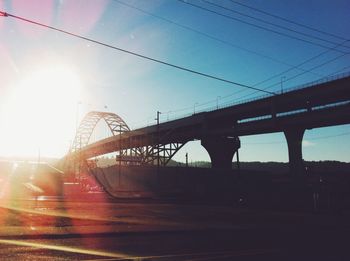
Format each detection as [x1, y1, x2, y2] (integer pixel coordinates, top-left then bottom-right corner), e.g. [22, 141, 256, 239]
[281, 76, 286, 94]
[216, 96, 221, 109]
[118, 124, 122, 185]
[193, 102, 198, 114]
[156, 111, 161, 175]
[185, 152, 188, 167]
[167, 111, 172, 121]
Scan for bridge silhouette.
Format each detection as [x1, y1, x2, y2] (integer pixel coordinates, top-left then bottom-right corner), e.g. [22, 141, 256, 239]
[67, 72, 350, 177]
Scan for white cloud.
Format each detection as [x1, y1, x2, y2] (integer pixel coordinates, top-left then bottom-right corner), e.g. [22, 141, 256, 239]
[302, 140, 316, 147]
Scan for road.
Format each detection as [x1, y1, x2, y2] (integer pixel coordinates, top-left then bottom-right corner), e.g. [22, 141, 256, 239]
[0, 196, 349, 260]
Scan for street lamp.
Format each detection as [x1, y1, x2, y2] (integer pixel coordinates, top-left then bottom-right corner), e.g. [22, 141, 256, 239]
[155, 111, 161, 125]
[216, 96, 221, 109]
[194, 102, 198, 114]
[156, 111, 161, 182]
[155, 111, 162, 170]
[281, 76, 286, 94]
[167, 110, 172, 121]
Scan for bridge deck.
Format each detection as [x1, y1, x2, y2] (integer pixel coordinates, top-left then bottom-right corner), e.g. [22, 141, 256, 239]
[71, 73, 350, 159]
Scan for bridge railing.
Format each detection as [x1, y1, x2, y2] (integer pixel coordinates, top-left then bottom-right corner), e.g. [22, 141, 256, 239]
[132, 71, 350, 129]
[209, 71, 350, 114]
[282, 71, 350, 93]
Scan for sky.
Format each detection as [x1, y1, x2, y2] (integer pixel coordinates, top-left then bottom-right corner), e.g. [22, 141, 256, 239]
[0, 0, 349, 162]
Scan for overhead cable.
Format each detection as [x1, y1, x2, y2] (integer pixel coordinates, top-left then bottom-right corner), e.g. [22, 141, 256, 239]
[0, 11, 276, 95]
[203, 0, 349, 50]
[236, 53, 349, 100]
[229, 0, 349, 42]
[111, 0, 319, 76]
[252, 40, 350, 87]
[177, 0, 348, 54]
[217, 40, 350, 101]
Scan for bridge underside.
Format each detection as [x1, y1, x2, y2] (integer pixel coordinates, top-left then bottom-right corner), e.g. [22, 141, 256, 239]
[201, 136, 240, 170]
[116, 142, 186, 166]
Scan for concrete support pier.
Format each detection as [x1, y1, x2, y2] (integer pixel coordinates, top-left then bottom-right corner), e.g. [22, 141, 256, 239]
[201, 136, 240, 170]
[284, 128, 305, 177]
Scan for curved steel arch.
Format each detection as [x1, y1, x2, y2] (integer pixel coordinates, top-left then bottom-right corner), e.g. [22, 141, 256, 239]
[70, 111, 130, 153]
[69, 111, 186, 168]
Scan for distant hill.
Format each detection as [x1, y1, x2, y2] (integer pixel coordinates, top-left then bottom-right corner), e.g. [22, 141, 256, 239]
[169, 160, 350, 174]
[3, 156, 347, 174]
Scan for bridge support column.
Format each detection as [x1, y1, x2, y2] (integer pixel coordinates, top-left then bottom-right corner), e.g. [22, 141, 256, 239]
[201, 136, 240, 170]
[284, 129, 305, 177]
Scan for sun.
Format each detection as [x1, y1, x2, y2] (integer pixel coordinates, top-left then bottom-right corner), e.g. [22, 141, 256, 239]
[0, 64, 82, 158]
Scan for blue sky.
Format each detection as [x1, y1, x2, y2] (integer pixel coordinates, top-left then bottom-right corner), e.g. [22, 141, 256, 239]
[0, 0, 349, 162]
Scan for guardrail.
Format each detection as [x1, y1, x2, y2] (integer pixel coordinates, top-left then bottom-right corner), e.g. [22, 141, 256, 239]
[132, 71, 350, 129]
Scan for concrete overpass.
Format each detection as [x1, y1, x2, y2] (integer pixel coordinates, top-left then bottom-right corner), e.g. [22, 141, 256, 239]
[68, 72, 350, 176]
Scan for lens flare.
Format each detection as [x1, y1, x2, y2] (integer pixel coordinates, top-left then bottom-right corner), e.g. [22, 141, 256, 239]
[0, 64, 82, 158]
[12, 0, 54, 37]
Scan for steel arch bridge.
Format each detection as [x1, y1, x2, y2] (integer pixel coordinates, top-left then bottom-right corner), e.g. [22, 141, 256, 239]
[69, 111, 185, 166]
[70, 111, 130, 153]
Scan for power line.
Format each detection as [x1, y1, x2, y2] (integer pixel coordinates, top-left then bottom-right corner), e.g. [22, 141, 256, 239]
[156, 1, 350, 111]
[0, 11, 275, 95]
[256, 53, 348, 93]
[168, 51, 349, 118]
[156, 42, 349, 121]
[156, 50, 348, 118]
[195, 42, 350, 108]
[229, 0, 349, 42]
[251, 40, 350, 88]
[170, 64, 350, 123]
[223, 40, 350, 101]
[176, 0, 348, 54]
[202, 0, 350, 51]
[233, 53, 349, 102]
[111, 0, 319, 77]
[113, 0, 337, 110]
[326, 65, 350, 77]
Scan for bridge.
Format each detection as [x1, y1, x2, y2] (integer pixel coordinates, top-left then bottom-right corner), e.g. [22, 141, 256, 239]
[67, 72, 350, 177]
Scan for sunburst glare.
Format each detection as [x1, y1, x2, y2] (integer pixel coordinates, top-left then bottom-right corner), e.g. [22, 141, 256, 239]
[0, 64, 82, 158]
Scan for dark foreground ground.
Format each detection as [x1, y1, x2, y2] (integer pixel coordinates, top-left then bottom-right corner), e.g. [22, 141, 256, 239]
[0, 195, 350, 260]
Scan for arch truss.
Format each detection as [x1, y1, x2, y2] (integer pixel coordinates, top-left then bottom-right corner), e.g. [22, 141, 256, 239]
[70, 111, 130, 153]
[115, 142, 185, 166]
[141, 142, 185, 166]
[70, 111, 185, 167]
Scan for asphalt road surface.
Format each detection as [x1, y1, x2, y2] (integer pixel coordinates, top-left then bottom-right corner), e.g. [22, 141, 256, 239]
[0, 197, 349, 260]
